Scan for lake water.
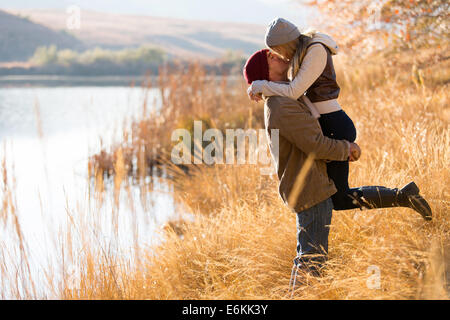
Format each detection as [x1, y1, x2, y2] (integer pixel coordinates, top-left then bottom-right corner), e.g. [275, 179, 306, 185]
[0, 84, 178, 298]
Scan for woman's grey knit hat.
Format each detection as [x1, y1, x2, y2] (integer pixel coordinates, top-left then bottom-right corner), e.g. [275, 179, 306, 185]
[265, 17, 301, 47]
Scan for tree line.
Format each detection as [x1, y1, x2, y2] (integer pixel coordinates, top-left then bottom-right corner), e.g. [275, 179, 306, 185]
[0, 45, 247, 77]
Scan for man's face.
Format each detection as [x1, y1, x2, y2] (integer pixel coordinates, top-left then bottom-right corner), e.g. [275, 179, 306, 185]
[267, 51, 289, 81]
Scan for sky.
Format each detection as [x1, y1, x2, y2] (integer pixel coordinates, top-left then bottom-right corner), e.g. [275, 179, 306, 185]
[0, 0, 318, 27]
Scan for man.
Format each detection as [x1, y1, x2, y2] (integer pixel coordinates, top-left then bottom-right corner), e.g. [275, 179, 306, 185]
[243, 49, 361, 286]
[243, 47, 432, 290]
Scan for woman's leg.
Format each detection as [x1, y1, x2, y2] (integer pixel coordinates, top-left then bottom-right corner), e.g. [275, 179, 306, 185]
[318, 111, 432, 219]
[326, 160, 360, 209]
[334, 182, 432, 220]
[318, 110, 357, 209]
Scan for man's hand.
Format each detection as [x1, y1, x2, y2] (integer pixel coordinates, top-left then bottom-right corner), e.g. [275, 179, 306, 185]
[247, 86, 262, 102]
[349, 142, 361, 162]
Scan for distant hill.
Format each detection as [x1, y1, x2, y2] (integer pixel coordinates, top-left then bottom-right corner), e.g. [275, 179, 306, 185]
[4, 9, 266, 60]
[0, 10, 84, 62]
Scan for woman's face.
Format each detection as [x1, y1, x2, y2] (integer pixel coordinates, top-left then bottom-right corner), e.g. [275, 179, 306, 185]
[267, 51, 290, 81]
[271, 46, 291, 61]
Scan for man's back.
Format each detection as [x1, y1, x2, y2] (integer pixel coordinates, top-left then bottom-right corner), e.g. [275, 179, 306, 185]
[264, 96, 349, 212]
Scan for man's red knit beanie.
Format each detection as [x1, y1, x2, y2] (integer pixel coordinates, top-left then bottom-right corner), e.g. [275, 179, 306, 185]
[243, 49, 270, 85]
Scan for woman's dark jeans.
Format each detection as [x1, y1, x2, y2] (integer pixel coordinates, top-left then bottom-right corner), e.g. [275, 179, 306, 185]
[318, 110, 362, 210]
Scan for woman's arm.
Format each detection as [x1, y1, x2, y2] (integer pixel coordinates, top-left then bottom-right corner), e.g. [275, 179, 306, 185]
[250, 44, 327, 100]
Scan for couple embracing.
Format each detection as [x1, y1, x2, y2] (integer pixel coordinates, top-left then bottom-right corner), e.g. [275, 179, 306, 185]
[242, 18, 432, 290]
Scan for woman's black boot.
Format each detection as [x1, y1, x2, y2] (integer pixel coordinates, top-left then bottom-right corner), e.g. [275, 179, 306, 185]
[355, 182, 432, 221]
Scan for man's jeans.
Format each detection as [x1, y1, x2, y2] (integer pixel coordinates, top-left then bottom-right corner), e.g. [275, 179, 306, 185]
[295, 198, 333, 272]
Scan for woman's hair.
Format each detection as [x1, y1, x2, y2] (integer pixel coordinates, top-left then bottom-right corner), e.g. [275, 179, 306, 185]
[269, 28, 317, 81]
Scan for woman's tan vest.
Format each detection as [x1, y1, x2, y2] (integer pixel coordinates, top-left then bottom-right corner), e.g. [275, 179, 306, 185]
[305, 42, 340, 103]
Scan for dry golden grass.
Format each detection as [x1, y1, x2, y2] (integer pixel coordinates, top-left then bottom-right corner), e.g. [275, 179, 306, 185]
[1, 45, 449, 300]
[65, 45, 450, 300]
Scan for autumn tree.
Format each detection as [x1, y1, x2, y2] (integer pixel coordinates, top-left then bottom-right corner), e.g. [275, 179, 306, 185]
[303, 0, 449, 54]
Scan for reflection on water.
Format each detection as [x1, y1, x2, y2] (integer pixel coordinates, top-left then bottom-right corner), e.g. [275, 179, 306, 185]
[0, 85, 177, 298]
[0, 75, 154, 88]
